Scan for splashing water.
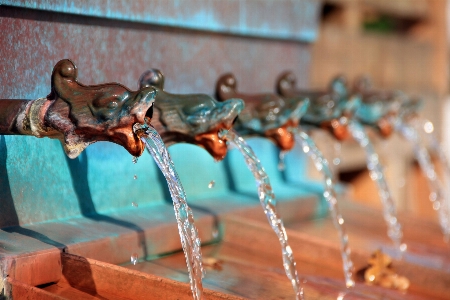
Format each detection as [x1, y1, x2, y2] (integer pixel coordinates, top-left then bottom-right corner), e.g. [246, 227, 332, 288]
[427, 124, 450, 237]
[220, 129, 304, 300]
[131, 253, 139, 265]
[395, 118, 450, 241]
[419, 118, 450, 238]
[290, 128, 354, 288]
[132, 156, 139, 164]
[134, 123, 204, 300]
[131, 201, 139, 208]
[348, 121, 404, 253]
[208, 180, 215, 189]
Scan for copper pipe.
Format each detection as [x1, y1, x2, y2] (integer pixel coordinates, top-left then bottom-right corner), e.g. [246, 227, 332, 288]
[0, 59, 156, 158]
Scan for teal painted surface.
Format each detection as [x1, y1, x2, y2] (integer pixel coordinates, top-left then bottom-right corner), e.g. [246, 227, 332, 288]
[86, 142, 167, 214]
[3, 136, 81, 226]
[226, 137, 312, 201]
[1, 0, 320, 42]
[169, 144, 231, 200]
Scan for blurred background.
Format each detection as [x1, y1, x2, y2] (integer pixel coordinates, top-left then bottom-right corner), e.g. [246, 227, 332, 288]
[306, 0, 448, 219]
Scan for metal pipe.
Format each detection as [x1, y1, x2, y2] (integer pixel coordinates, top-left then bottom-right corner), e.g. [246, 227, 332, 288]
[139, 69, 244, 161]
[0, 59, 156, 158]
[215, 73, 308, 151]
[276, 71, 358, 141]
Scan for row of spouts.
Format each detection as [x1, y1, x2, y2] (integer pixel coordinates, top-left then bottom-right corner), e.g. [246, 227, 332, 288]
[3, 59, 447, 299]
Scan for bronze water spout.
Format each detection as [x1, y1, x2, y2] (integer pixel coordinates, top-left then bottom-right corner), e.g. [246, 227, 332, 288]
[0, 59, 156, 158]
[276, 71, 358, 141]
[215, 73, 309, 151]
[352, 76, 407, 138]
[138, 69, 244, 161]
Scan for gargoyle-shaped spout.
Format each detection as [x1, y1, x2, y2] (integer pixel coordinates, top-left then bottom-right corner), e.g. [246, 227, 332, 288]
[352, 76, 408, 137]
[138, 69, 244, 161]
[276, 71, 359, 141]
[0, 59, 156, 158]
[216, 73, 309, 151]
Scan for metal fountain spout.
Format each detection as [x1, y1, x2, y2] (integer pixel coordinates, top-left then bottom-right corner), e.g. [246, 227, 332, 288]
[138, 69, 244, 161]
[215, 73, 309, 151]
[0, 59, 156, 158]
[352, 76, 407, 138]
[276, 71, 360, 141]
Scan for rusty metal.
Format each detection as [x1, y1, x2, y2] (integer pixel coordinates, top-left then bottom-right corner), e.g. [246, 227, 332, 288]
[276, 71, 357, 141]
[352, 76, 406, 138]
[215, 73, 308, 151]
[138, 69, 244, 161]
[0, 59, 156, 158]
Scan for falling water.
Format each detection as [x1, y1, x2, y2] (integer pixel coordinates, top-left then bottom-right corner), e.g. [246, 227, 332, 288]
[333, 142, 342, 167]
[131, 253, 139, 265]
[220, 129, 304, 300]
[290, 128, 355, 288]
[208, 180, 215, 189]
[427, 123, 450, 237]
[395, 119, 450, 240]
[134, 123, 204, 300]
[348, 120, 404, 253]
[278, 150, 287, 171]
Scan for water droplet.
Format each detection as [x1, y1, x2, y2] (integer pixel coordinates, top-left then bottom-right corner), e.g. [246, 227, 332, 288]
[400, 243, 407, 252]
[132, 202, 139, 207]
[338, 217, 344, 225]
[369, 171, 379, 181]
[131, 253, 138, 265]
[212, 228, 219, 239]
[433, 201, 440, 210]
[133, 174, 138, 180]
[429, 192, 437, 202]
[132, 156, 138, 164]
[334, 142, 341, 151]
[424, 121, 434, 133]
[333, 158, 341, 166]
[302, 145, 310, 153]
[208, 180, 215, 188]
[345, 279, 355, 289]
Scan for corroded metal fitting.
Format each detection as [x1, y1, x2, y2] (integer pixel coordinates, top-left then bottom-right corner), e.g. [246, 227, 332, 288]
[216, 73, 309, 151]
[1, 59, 156, 158]
[276, 71, 356, 141]
[139, 69, 244, 161]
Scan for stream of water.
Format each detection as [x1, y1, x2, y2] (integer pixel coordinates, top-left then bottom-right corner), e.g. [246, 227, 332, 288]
[395, 118, 450, 241]
[348, 120, 404, 254]
[134, 123, 204, 300]
[220, 129, 304, 300]
[290, 128, 355, 288]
